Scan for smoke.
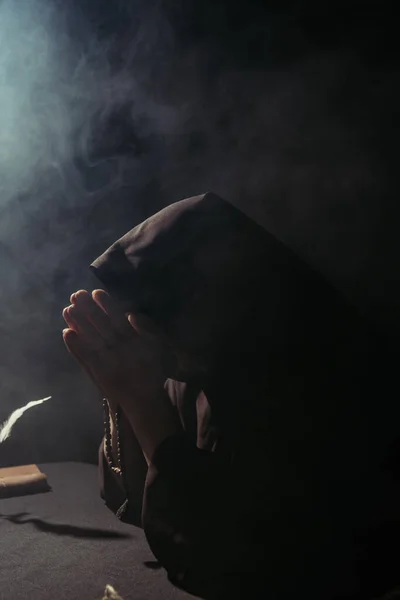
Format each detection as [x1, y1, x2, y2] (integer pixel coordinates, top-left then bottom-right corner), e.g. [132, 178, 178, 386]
[0, 0, 62, 206]
[0, 0, 396, 291]
[0, 0, 398, 464]
[0, 0, 175, 298]
[0, 0, 137, 461]
[0, 0, 104, 213]
[0, 0, 186, 210]
[0, 0, 195, 464]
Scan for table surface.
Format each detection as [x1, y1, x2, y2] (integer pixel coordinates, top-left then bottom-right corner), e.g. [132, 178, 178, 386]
[0, 462, 195, 600]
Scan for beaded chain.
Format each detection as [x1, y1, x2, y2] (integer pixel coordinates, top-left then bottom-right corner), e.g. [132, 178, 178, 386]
[103, 398, 129, 519]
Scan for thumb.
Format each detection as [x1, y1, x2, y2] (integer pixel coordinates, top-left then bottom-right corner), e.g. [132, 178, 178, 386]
[127, 313, 160, 338]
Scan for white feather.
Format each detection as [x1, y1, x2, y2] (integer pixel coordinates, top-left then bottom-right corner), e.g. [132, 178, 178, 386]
[0, 397, 51, 443]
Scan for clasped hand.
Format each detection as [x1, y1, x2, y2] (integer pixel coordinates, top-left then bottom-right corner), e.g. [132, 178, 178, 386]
[62, 290, 181, 461]
[62, 289, 167, 403]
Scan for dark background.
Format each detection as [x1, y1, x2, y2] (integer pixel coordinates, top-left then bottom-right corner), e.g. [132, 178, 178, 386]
[0, 0, 398, 466]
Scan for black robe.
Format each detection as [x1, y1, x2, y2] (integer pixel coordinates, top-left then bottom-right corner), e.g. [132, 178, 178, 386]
[91, 192, 399, 599]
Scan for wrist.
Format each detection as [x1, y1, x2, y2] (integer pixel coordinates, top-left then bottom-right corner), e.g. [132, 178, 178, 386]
[105, 383, 165, 410]
[120, 389, 182, 464]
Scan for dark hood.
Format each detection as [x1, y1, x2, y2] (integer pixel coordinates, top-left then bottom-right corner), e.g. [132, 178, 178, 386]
[90, 192, 386, 384]
[91, 192, 278, 321]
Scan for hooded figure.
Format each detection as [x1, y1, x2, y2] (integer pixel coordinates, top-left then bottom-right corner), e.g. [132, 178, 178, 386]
[89, 193, 398, 599]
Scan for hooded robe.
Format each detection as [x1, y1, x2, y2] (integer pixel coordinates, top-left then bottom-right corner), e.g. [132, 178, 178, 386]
[91, 192, 399, 599]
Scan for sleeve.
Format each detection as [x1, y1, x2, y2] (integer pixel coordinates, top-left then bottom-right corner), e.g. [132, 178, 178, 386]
[98, 410, 148, 527]
[142, 433, 252, 597]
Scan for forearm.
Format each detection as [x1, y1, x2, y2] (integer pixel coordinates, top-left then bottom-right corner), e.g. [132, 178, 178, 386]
[100, 388, 181, 523]
[120, 388, 182, 464]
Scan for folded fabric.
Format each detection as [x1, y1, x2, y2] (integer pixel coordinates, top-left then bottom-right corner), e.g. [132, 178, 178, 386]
[0, 464, 51, 498]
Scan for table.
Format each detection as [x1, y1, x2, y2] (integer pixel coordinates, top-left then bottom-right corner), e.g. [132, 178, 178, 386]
[0, 462, 195, 600]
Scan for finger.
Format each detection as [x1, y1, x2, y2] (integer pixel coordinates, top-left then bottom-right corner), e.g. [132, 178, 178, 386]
[63, 305, 77, 329]
[92, 289, 134, 337]
[128, 313, 160, 338]
[72, 290, 116, 345]
[70, 289, 88, 304]
[127, 313, 141, 334]
[63, 305, 105, 350]
[63, 329, 101, 386]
